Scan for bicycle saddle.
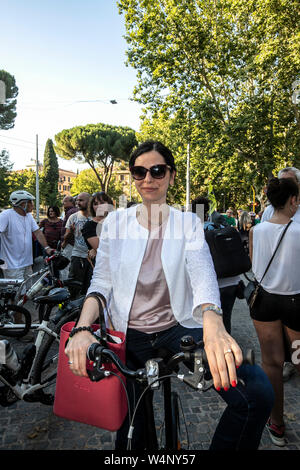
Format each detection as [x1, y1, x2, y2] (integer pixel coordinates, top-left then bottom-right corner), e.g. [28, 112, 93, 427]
[34, 287, 70, 305]
[62, 278, 82, 288]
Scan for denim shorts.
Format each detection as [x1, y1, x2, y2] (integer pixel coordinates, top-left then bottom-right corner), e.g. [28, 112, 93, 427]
[250, 287, 300, 332]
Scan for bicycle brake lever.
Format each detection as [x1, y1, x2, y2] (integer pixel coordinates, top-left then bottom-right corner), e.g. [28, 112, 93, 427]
[87, 367, 110, 382]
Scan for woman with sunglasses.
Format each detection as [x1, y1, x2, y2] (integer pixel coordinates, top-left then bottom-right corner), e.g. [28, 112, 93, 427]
[65, 141, 273, 450]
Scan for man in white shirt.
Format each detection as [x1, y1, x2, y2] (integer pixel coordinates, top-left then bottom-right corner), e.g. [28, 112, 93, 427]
[0, 190, 53, 281]
[261, 167, 300, 223]
[261, 167, 300, 382]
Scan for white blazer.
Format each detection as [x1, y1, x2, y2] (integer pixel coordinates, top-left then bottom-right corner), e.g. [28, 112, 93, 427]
[87, 205, 221, 333]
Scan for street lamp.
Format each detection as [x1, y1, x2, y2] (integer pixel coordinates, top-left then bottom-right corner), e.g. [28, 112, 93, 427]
[31, 135, 40, 222]
[185, 141, 190, 211]
[251, 186, 256, 212]
[185, 105, 192, 212]
[35, 135, 40, 222]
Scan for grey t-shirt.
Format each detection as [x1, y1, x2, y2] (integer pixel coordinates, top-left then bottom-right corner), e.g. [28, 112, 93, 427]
[66, 211, 90, 258]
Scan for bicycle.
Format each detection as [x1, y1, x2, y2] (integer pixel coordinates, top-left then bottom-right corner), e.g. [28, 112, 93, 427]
[0, 278, 32, 338]
[15, 251, 70, 309]
[0, 281, 85, 407]
[0, 251, 71, 338]
[87, 335, 255, 451]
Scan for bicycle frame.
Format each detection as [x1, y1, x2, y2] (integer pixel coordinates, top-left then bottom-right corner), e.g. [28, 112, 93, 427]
[16, 268, 51, 305]
[0, 317, 59, 400]
[142, 374, 177, 450]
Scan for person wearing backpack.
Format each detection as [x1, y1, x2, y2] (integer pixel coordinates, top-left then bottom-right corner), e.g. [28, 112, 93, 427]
[191, 196, 245, 334]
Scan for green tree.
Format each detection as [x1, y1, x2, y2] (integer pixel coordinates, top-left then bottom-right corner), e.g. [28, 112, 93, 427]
[0, 70, 18, 130]
[7, 169, 37, 198]
[70, 168, 124, 202]
[41, 138, 60, 206]
[0, 150, 13, 207]
[54, 123, 137, 192]
[118, 0, 300, 208]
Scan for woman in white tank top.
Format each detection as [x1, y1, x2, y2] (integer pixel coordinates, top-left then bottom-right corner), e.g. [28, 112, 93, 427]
[249, 176, 300, 447]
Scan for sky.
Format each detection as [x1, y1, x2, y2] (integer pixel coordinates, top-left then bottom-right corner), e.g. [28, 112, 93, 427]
[0, 0, 142, 172]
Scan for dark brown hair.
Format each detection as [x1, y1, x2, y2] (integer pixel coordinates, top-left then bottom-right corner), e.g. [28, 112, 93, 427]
[129, 141, 176, 172]
[266, 177, 299, 209]
[89, 192, 114, 217]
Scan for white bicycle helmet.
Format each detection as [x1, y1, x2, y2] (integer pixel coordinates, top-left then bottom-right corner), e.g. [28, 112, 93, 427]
[9, 190, 35, 206]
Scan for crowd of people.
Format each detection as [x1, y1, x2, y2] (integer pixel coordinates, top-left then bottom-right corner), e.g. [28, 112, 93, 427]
[0, 143, 299, 450]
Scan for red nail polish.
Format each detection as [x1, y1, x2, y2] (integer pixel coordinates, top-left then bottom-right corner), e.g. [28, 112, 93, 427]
[232, 380, 237, 387]
[215, 386, 221, 391]
[224, 387, 229, 391]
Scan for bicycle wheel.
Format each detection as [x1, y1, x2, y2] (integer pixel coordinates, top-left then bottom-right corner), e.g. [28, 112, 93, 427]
[170, 391, 181, 450]
[31, 309, 79, 403]
[0, 304, 31, 338]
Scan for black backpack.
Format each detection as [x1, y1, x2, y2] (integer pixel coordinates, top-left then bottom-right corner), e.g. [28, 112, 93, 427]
[204, 224, 252, 279]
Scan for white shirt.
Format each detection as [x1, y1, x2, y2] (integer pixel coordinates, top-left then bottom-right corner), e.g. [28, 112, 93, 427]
[0, 209, 39, 269]
[252, 221, 300, 295]
[87, 205, 221, 333]
[261, 204, 300, 223]
[66, 211, 90, 258]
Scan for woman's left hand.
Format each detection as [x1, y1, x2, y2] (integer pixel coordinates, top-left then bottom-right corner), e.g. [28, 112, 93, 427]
[203, 311, 243, 391]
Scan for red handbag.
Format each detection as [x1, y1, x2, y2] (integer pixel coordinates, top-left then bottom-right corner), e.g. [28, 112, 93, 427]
[53, 317, 127, 431]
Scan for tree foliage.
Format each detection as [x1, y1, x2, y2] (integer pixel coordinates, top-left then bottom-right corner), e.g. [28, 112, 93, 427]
[0, 150, 13, 207]
[0, 70, 18, 130]
[41, 139, 60, 206]
[70, 167, 124, 203]
[118, 0, 300, 210]
[54, 123, 138, 192]
[7, 169, 37, 200]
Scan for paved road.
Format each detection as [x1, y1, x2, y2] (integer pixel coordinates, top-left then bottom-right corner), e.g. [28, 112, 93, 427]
[0, 285, 300, 451]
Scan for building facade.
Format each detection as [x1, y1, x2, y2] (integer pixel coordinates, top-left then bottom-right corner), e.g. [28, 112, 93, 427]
[58, 168, 77, 196]
[22, 164, 77, 197]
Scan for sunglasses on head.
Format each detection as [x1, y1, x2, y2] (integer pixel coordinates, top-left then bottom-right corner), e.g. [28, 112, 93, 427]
[130, 164, 171, 180]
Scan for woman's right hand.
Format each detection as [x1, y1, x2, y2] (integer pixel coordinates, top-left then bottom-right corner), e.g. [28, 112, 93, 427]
[65, 331, 99, 378]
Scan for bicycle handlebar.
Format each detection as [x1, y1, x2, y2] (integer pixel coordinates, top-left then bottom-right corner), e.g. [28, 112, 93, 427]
[86, 337, 255, 391]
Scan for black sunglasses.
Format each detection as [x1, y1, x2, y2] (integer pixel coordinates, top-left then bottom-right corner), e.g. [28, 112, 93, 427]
[130, 164, 171, 180]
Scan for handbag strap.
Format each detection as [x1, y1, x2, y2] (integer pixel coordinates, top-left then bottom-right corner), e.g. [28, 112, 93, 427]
[85, 291, 115, 346]
[259, 220, 292, 284]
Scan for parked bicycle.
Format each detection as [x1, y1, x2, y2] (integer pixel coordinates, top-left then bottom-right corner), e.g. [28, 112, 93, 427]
[87, 335, 255, 450]
[0, 278, 32, 338]
[15, 251, 70, 308]
[0, 282, 85, 407]
[0, 251, 72, 338]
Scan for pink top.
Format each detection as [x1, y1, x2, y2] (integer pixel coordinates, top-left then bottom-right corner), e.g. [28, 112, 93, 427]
[128, 221, 177, 333]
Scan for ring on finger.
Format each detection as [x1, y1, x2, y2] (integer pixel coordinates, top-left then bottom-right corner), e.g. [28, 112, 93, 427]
[68, 361, 73, 365]
[224, 349, 232, 356]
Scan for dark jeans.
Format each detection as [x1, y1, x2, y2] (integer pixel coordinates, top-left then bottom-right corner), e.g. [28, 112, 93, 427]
[115, 324, 274, 450]
[220, 284, 238, 334]
[68, 256, 93, 298]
